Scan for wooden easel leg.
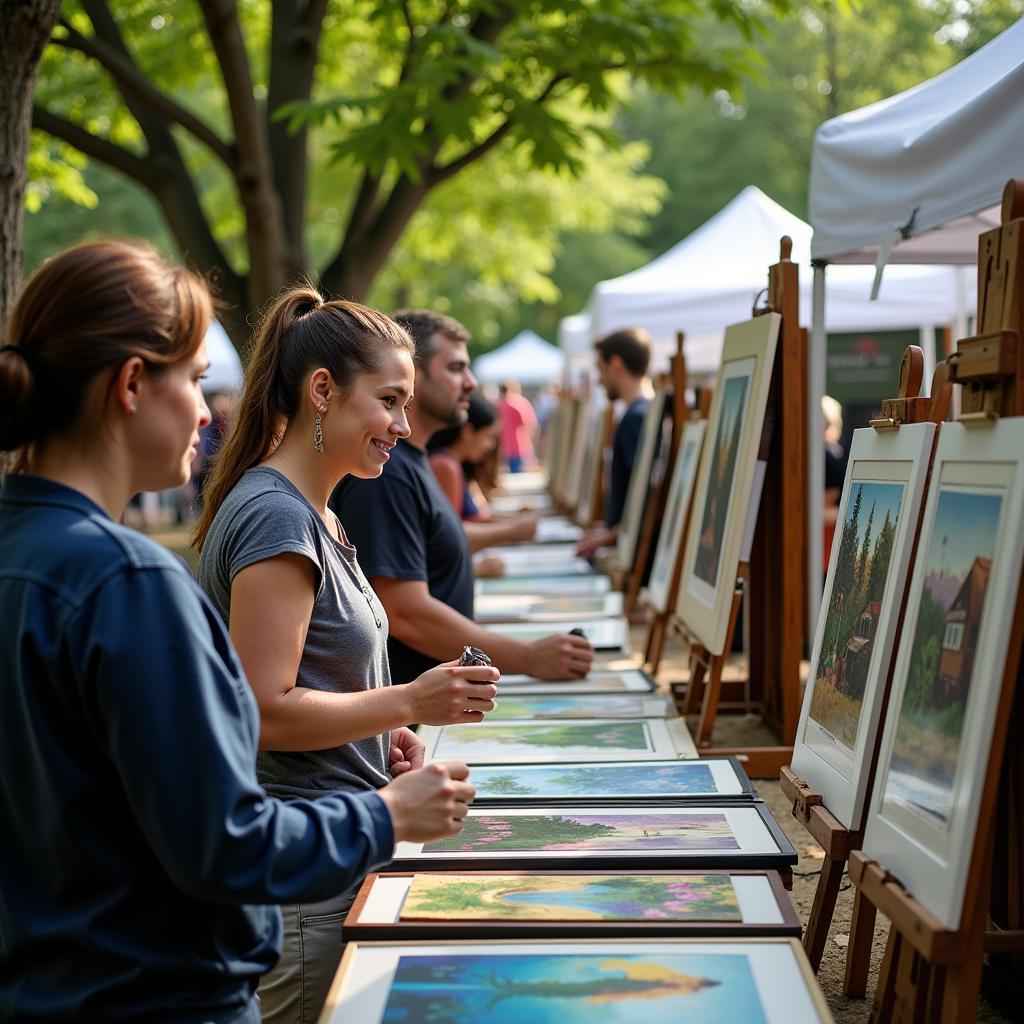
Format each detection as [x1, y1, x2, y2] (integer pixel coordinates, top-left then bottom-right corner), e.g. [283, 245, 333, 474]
[696, 653, 724, 748]
[845, 882, 878, 998]
[804, 852, 847, 972]
[645, 615, 667, 675]
[682, 648, 707, 715]
[869, 925, 899, 1021]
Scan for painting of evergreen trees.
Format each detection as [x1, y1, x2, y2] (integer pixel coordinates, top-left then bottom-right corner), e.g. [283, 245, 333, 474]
[808, 481, 905, 750]
[694, 375, 750, 587]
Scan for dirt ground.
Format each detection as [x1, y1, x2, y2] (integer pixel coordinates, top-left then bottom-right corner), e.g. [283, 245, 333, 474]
[624, 633, 1012, 1023]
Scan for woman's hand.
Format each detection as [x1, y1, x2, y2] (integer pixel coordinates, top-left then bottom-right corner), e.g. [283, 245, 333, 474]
[406, 660, 498, 725]
[388, 725, 425, 776]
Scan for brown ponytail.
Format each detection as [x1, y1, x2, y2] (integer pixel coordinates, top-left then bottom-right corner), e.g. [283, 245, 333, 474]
[0, 239, 211, 473]
[192, 286, 413, 550]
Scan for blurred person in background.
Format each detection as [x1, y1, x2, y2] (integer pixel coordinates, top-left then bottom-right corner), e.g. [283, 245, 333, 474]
[496, 378, 536, 473]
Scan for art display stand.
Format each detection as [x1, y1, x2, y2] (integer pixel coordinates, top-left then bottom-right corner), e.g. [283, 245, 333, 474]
[841, 179, 1024, 1022]
[581, 403, 615, 528]
[621, 334, 688, 619]
[778, 347, 950, 973]
[669, 238, 807, 779]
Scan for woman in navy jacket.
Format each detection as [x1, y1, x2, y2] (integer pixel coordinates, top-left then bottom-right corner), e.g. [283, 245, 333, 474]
[0, 240, 473, 1023]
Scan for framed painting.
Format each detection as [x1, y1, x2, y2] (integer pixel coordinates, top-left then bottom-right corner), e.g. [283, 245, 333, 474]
[476, 573, 612, 598]
[470, 757, 754, 803]
[474, 591, 623, 624]
[496, 668, 657, 695]
[320, 938, 831, 1024]
[615, 390, 669, 573]
[389, 803, 796, 872]
[575, 407, 608, 524]
[486, 616, 629, 652]
[485, 543, 595, 578]
[564, 399, 603, 512]
[549, 396, 580, 506]
[863, 419, 1024, 931]
[343, 869, 800, 940]
[498, 469, 548, 496]
[534, 516, 585, 544]
[675, 315, 780, 655]
[790, 423, 935, 830]
[420, 716, 696, 763]
[490, 491, 555, 516]
[646, 420, 707, 614]
[483, 694, 672, 723]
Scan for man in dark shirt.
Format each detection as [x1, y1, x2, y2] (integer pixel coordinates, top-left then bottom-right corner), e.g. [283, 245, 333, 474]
[331, 310, 593, 684]
[576, 326, 654, 557]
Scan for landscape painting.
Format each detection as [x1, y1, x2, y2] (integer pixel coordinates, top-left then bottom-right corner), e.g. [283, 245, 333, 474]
[485, 695, 663, 721]
[883, 486, 1003, 828]
[694, 374, 750, 588]
[809, 481, 905, 751]
[400, 873, 743, 923]
[380, 951, 766, 1023]
[432, 720, 655, 760]
[424, 812, 739, 854]
[472, 761, 718, 800]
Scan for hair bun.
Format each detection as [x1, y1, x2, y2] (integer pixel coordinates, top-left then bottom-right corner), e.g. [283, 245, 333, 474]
[0, 345, 37, 451]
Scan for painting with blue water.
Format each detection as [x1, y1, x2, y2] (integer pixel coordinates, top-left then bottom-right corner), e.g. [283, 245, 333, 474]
[472, 761, 718, 800]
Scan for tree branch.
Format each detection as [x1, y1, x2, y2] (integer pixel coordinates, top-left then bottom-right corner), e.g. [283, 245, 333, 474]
[31, 106, 159, 188]
[430, 73, 568, 184]
[53, 19, 236, 170]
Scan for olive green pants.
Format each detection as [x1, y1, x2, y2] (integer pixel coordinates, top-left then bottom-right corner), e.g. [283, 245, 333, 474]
[258, 891, 355, 1024]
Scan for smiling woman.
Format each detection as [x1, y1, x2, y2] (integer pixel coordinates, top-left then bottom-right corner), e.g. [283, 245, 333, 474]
[192, 287, 499, 1024]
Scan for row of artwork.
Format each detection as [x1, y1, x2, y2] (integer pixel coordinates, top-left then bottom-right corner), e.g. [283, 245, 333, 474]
[792, 417, 1024, 931]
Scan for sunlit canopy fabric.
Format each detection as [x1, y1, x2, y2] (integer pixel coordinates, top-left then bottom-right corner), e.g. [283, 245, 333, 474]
[810, 17, 1024, 264]
[203, 320, 244, 393]
[473, 329, 565, 386]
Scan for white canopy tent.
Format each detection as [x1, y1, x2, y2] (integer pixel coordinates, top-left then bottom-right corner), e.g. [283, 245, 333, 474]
[575, 186, 975, 374]
[557, 312, 592, 380]
[203, 320, 244, 393]
[804, 16, 1024, 636]
[473, 329, 565, 387]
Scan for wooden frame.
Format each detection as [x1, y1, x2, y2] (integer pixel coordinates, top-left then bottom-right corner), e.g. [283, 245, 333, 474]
[675, 313, 780, 655]
[495, 668, 657, 695]
[419, 715, 696, 763]
[790, 421, 935, 831]
[469, 756, 756, 803]
[389, 803, 797, 873]
[343, 869, 801, 940]
[862, 417, 1024, 931]
[320, 938, 831, 1024]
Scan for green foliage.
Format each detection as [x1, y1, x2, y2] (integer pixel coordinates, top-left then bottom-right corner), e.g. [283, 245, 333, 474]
[906, 589, 946, 712]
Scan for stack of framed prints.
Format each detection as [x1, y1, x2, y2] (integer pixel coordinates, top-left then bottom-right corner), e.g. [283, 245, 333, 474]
[475, 573, 612, 598]
[320, 938, 832, 1023]
[485, 616, 629, 652]
[343, 870, 802, 940]
[418, 715, 697, 763]
[482, 543, 595, 577]
[388, 804, 796, 874]
[496, 668, 657, 695]
[474, 591, 623, 624]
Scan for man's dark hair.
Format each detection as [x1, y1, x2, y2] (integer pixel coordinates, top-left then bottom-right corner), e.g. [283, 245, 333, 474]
[394, 308, 470, 367]
[594, 327, 652, 378]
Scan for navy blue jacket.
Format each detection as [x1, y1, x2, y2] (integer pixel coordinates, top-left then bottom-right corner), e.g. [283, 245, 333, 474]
[0, 476, 394, 1022]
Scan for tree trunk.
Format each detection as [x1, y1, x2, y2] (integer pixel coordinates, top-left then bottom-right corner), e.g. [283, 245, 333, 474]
[0, 0, 62, 323]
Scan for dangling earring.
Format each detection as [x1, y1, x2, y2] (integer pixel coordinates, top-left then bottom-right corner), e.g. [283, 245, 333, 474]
[313, 406, 325, 454]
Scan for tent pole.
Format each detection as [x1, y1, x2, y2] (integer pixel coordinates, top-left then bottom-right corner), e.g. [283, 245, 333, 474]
[808, 262, 827, 641]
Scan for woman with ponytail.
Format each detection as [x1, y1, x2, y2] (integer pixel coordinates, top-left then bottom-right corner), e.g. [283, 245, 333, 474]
[0, 242, 477, 1024]
[194, 287, 498, 1024]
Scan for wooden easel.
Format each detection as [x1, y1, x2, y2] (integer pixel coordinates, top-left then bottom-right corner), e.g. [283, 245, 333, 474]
[668, 238, 807, 778]
[621, 334, 689, 618]
[778, 347, 951, 973]
[842, 179, 1024, 1021]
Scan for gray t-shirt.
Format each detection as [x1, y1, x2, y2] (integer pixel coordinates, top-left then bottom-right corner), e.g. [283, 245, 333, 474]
[198, 467, 391, 800]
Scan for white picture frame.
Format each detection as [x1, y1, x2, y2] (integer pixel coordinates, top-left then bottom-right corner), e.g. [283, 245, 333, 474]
[575, 407, 608, 524]
[321, 938, 831, 1024]
[675, 315, 780, 655]
[564, 397, 603, 512]
[863, 419, 1024, 931]
[476, 573, 612, 598]
[474, 591, 623, 623]
[420, 716, 697, 763]
[495, 668, 656, 694]
[483, 693, 672, 723]
[646, 420, 707, 614]
[790, 423, 935, 830]
[486, 616, 629, 652]
[483, 543, 594, 577]
[614, 390, 669, 573]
